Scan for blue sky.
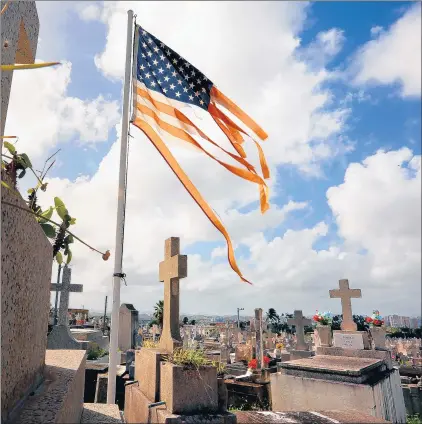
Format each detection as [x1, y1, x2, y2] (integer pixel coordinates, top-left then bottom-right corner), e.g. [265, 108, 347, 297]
[9, 1, 419, 315]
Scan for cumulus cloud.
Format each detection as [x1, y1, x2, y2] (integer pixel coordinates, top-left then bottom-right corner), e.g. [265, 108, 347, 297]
[351, 3, 421, 97]
[4, 62, 120, 161]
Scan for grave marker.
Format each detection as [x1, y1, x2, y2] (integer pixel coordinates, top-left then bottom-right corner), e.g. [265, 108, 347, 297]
[50, 266, 83, 325]
[158, 237, 187, 352]
[255, 308, 264, 369]
[329, 279, 361, 331]
[288, 310, 311, 351]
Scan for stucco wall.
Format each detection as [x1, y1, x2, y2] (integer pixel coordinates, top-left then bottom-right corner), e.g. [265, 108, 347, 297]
[1, 172, 53, 422]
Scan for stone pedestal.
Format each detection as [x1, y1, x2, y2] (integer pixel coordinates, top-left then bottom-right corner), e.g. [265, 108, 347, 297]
[289, 350, 313, 360]
[160, 362, 218, 414]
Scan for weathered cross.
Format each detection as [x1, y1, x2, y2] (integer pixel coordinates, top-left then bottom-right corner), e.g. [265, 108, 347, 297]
[288, 310, 311, 351]
[1, 1, 39, 136]
[158, 237, 187, 352]
[50, 265, 83, 326]
[329, 279, 361, 331]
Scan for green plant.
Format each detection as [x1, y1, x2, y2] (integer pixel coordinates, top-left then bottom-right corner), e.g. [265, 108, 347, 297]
[153, 300, 164, 328]
[211, 360, 226, 376]
[164, 348, 210, 369]
[142, 339, 159, 348]
[1, 142, 110, 263]
[407, 414, 422, 424]
[87, 346, 108, 360]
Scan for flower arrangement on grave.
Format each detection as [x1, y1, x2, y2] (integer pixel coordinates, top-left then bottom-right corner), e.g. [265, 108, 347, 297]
[365, 311, 384, 327]
[248, 356, 270, 370]
[312, 311, 333, 326]
[276, 342, 284, 350]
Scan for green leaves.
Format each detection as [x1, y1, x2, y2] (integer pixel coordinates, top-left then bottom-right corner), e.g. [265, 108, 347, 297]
[19, 153, 32, 168]
[38, 206, 54, 223]
[56, 252, 63, 264]
[54, 197, 68, 220]
[3, 141, 16, 155]
[40, 223, 56, 239]
[69, 217, 76, 225]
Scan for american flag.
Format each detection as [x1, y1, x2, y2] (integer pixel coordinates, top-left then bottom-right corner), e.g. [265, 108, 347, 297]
[131, 25, 270, 284]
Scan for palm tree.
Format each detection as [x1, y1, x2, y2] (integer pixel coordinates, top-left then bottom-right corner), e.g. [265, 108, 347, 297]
[153, 300, 164, 329]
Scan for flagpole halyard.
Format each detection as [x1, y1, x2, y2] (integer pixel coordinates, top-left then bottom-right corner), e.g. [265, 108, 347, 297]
[107, 9, 134, 404]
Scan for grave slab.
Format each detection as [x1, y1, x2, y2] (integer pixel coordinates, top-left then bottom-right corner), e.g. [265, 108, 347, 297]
[235, 410, 390, 423]
[81, 403, 122, 423]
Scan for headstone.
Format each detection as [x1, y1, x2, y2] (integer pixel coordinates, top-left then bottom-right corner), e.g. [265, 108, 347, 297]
[158, 237, 187, 352]
[118, 303, 139, 352]
[329, 279, 361, 331]
[288, 310, 311, 351]
[333, 332, 364, 350]
[1, 1, 39, 136]
[255, 308, 264, 370]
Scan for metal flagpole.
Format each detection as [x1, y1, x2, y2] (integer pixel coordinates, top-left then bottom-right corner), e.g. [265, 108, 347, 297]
[107, 9, 134, 404]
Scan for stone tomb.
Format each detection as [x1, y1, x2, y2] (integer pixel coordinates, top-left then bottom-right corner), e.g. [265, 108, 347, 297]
[125, 237, 234, 423]
[271, 348, 405, 423]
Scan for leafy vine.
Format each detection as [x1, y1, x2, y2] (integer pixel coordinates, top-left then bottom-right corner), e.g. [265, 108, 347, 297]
[1, 141, 110, 264]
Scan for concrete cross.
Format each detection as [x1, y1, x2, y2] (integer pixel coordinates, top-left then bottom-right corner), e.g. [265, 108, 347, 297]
[1, 1, 39, 136]
[158, 237, 187, 352]
[329, 279, 361, 331]
[255, 308, 264, 369]
[50, 266, 83, 326]
[288, 310, 311, 351]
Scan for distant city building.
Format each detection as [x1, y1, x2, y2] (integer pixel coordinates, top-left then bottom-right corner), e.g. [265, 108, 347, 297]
[386, 315, 419, 328]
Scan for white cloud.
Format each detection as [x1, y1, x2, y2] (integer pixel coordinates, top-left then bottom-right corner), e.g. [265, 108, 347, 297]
[4, 62, 120, 161]
[351, 4, 421, 97]
[299, 28, 346, 69]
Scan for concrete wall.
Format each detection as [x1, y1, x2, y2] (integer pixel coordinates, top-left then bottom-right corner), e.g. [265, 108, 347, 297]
[1, 172, 53, 422]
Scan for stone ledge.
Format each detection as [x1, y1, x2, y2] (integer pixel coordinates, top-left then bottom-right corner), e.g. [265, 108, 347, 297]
[81, 403, 122, 423]
[14, 350, 86, 424]
[235, 410, 390, 423]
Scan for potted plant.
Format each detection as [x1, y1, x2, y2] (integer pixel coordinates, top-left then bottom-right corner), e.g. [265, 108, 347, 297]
[366, 311, 386, 350]
[312, 311, 333, 347]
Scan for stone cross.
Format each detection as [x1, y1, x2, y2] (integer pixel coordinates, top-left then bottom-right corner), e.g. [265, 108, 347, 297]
[288, 310, 311, 351]
[50, 266, 83, 326]
[1, 1, 39, 136]
[158, 237, 187, 352]
[255, 308, 264, 369]
[329, 279, 361, 331]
